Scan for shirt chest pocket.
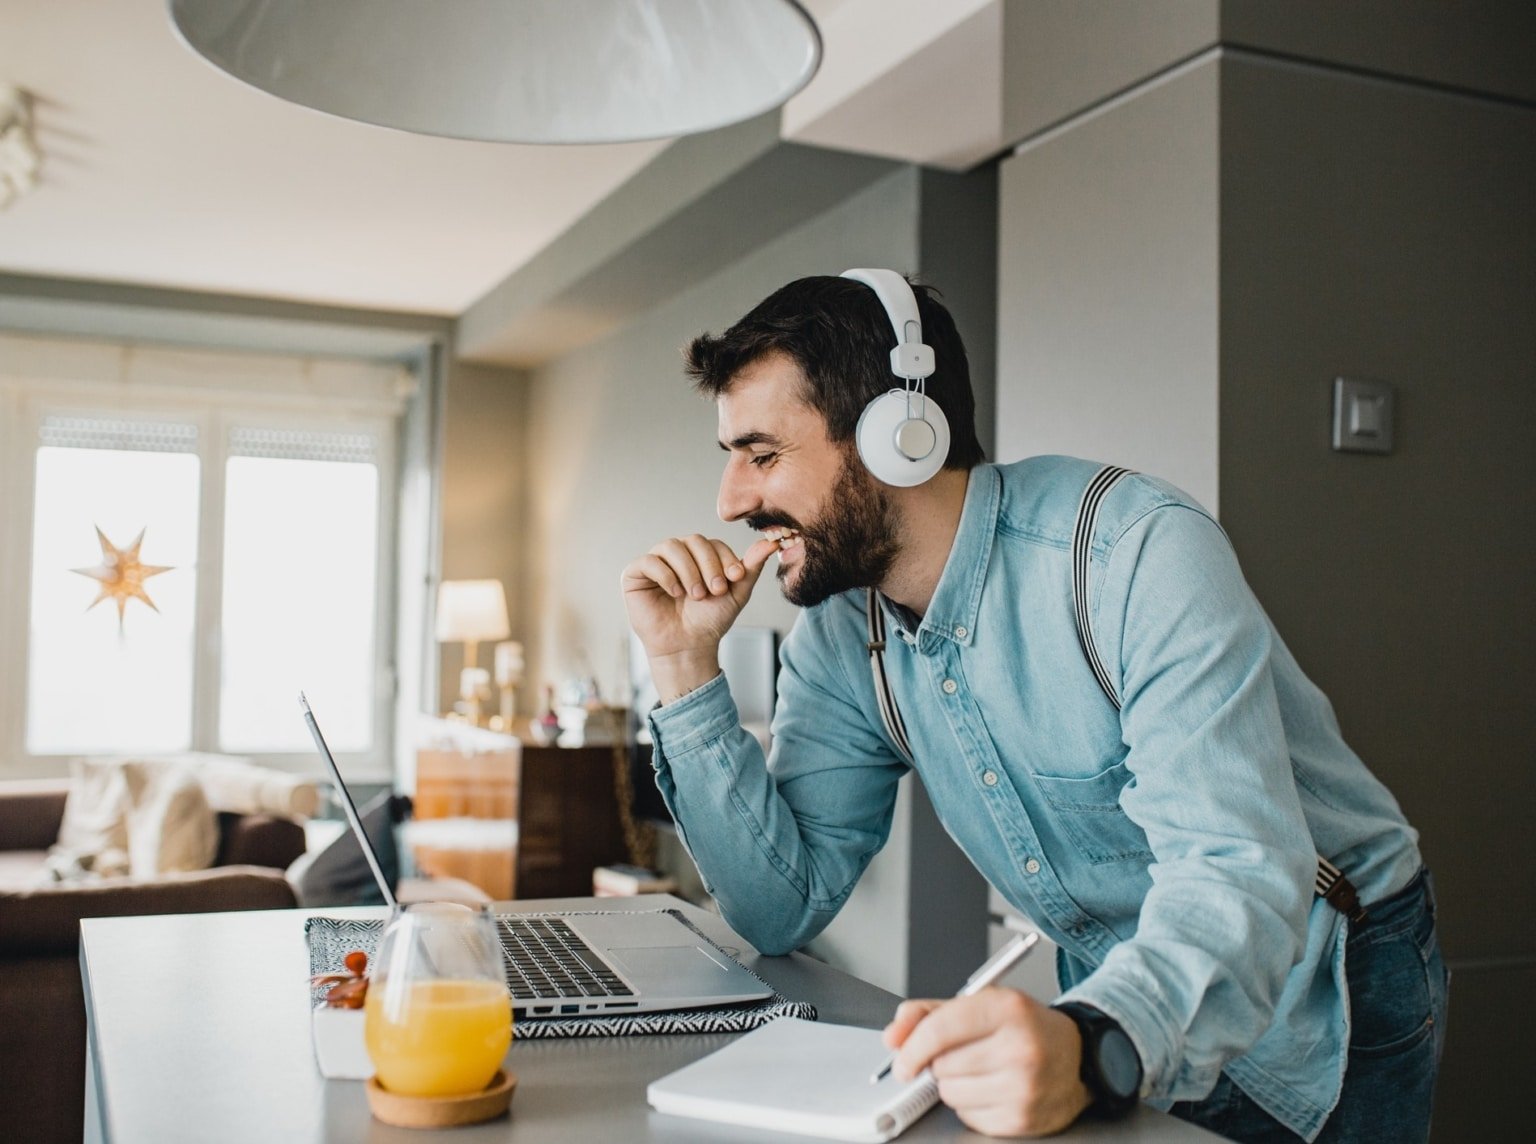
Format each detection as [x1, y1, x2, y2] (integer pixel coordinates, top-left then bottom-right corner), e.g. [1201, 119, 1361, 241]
[1030, 762, 1154, 865]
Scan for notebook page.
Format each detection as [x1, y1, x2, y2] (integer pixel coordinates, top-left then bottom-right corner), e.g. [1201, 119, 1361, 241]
[647, 1017, 940, 1143]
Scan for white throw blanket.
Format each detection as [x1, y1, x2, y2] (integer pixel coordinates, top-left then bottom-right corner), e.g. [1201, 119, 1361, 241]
[45, 757, 263, 882]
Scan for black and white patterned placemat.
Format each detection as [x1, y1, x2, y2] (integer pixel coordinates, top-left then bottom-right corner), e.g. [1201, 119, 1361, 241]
[305, 909, 816, 1039]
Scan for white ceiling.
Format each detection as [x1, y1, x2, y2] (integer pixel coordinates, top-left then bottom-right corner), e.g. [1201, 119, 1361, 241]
[0, 0, 1000, 318]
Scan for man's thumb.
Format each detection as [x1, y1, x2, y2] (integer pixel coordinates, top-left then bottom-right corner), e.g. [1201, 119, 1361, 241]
[731, 537, 779, 603]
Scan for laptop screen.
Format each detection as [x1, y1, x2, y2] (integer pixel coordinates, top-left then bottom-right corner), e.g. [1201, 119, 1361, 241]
[299, 692, 398, 909]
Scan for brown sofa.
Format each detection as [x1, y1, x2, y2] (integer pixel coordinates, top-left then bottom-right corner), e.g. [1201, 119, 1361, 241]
[0, 780, 305, 1144]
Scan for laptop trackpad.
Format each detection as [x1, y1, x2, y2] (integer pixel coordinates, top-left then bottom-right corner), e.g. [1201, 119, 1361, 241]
[607, 945, 732, 980]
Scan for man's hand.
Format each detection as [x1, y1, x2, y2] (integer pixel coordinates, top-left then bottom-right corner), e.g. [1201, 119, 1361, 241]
[883, 988, 1092, 1137]
[620, 534, 779, 702]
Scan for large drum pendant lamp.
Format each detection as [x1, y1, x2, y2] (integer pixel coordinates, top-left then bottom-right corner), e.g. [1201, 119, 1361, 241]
[168, 0, 822, 144]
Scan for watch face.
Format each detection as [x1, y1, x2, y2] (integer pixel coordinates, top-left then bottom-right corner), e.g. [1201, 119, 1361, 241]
[1097, 1028, 1141, 1099]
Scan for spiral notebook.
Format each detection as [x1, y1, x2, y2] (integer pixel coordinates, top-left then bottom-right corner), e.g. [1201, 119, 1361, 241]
[647, 1017, 940, 1143]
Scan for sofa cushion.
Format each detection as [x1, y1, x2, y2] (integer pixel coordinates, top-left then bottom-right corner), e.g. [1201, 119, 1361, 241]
[0, 781, 68, 852]
[186, 754, 321, 820]
[49, 759, 132, 879]
[214, 812, 306, 869]
[0, 849, 47, 890]
[47, 759, 221, 882]
[0, 866, 297, 957]
[287, 791, 400, 907]
[121, 761, 219, 878]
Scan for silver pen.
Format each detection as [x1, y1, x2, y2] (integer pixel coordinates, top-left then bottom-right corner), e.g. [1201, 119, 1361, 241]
[870, 923, 1042, 1084]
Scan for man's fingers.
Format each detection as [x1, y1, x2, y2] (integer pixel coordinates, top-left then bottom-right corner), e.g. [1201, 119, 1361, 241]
[680, 534, 730, 597]
[740, 534, 780, 571]
[710, 538, 750, 583]
[893, 990, 1030, 1081]
[740, 535, 781, 574]
[931, 1072, 1013, 1107]
[881, 991, 1089, 1137]
[647, 536, 712, 599]
[883, 999, 942, 1049]
[924, 1032, 1013, 1081]
[725, 537, 778, 604]
[621, 553, 685, 599]
[624, 535, 769, 611]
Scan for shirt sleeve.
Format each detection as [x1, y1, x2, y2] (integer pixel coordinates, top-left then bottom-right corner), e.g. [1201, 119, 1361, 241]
[647, 607, 908, 955]
[1056, 503, 1316, 1101]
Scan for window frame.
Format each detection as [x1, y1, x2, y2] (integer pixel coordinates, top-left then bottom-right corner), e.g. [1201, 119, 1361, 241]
[0, 335, 410, 781]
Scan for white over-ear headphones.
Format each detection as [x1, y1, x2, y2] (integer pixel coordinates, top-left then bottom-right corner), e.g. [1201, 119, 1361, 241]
[840, 268, 951, 487]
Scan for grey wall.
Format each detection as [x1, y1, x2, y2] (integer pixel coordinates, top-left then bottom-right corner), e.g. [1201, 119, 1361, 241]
[1218, 53, 1536, 1137]
[997, 56, 1221, 510]
[436, 360, 529, 716]
[1001, 0, 1219, 143]
[993, 6, 1534, 1137]
[999, 0, 1536, 143]
[1220, 0, 1536, 103]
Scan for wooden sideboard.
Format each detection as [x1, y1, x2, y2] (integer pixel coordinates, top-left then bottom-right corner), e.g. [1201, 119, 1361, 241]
[412, 727, 628, 899]
[515, 742, 628, 898]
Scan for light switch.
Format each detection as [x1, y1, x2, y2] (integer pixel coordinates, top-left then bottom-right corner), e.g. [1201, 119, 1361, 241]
[1349, 395, 1384, 437]
[1333, 378, 1395, 454]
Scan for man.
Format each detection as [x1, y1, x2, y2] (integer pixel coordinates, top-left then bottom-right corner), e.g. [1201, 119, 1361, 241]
[621, 273, 1445, 1141]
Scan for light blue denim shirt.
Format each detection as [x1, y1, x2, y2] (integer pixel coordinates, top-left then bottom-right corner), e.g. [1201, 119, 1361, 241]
[648, 457, 1420, 1141]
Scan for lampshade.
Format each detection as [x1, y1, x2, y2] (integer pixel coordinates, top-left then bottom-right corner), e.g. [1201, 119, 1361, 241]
[167, 0, 822, 145]
[435, 580, 510, 643]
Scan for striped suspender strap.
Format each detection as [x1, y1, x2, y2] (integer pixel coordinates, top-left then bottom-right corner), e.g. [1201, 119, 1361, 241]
[1072, 465, 1135, 707]
[1315, 857, 1365, 921]
[866, 589, 915, 765]
[1071, 465, 1366, 922]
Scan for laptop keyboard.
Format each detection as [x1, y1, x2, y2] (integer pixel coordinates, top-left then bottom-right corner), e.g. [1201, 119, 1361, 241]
[494, 916, 634, 1002]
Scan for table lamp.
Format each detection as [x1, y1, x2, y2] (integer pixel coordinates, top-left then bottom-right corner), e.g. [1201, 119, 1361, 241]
[435, 580, 510, 724]
[493, 641, 525, 732]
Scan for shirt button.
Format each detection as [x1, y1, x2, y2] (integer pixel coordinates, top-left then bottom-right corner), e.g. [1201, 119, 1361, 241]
[942, 679, 958, 694]
[1024, 858, 1041, 874]
[982, 770, 998, 787]
[954, 626, 967, 639]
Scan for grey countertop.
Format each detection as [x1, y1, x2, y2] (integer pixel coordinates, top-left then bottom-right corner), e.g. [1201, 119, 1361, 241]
[81, 894, 1221, 1143]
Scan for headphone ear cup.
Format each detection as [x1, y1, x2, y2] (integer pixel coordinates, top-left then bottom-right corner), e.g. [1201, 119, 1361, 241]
[856, 390, 950, 488]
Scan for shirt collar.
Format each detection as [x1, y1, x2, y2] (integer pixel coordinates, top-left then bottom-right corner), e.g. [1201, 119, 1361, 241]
[881, 464, 998, 649]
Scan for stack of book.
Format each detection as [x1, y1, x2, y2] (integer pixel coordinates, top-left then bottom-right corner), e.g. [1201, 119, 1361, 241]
[592, 863, 678, 897]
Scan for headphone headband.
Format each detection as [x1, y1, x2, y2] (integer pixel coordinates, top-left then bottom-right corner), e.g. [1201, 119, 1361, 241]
[840, 268, 935, 380]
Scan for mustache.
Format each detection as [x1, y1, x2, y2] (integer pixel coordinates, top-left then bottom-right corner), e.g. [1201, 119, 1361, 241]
[745, 512, 806, 534]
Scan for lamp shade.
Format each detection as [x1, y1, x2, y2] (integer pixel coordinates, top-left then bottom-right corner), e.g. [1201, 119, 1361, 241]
[167, 0, 822, 144]
[435, 580, 510, 643]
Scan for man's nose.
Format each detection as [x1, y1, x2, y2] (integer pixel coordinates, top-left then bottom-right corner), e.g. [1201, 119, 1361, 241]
[717, 458, 758, 523]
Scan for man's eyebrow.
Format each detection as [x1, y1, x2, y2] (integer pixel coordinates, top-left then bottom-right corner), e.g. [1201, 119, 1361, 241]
[718, 431, 782, 452]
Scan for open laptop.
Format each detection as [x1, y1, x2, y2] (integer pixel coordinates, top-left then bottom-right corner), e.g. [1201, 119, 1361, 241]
[298, 693, 772, 1018]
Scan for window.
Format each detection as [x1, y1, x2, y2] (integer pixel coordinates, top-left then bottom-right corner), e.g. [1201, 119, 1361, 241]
[219, 428, 381, 754]
[1, 337, 410, 778]
[28, 417, 202, 754]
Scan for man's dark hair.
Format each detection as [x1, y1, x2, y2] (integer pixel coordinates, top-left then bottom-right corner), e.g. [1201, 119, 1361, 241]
[684, 275, 985, 471]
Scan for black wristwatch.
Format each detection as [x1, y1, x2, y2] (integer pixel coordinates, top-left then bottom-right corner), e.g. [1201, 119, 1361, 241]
[1053, 1002, 1142, 1119]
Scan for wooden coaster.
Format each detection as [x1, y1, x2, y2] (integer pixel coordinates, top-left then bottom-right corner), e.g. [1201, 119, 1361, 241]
[366, 1069, 516, 1128]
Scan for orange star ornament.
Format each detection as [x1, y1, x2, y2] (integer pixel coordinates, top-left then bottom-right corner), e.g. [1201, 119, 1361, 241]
[71, 526, 174, 624]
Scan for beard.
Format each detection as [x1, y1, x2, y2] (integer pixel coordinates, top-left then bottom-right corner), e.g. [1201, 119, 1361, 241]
[749, 455, 901, 608]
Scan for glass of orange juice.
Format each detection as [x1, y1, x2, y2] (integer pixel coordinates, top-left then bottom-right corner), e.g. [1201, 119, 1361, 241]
[364, 902, 512, 1097]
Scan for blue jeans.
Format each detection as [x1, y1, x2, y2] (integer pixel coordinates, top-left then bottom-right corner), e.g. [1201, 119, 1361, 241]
[1169, 869, 1449, 1143]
